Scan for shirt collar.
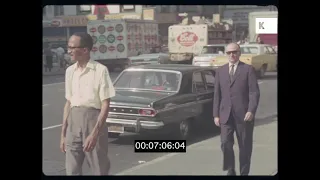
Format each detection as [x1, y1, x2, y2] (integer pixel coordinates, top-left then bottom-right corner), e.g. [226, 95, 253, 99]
[74, 60, 96, 71]
[229, 60, 240, 67]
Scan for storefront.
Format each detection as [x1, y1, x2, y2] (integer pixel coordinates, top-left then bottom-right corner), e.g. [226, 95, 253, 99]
[43, 15, 89, 47]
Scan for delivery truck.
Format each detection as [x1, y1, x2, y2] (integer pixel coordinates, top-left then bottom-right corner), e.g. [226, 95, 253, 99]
[87, 19, 159, 71]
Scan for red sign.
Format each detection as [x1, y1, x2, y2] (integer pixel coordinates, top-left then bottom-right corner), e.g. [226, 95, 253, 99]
[108, 46, 115, 51]
[117, 36, 123, 41]
[92, 47, 98, 52]
[90, 27, 96, 33]
[51, 20, 61, 27]
[177, 32, 198, 47]
[107, 26, 114, 31]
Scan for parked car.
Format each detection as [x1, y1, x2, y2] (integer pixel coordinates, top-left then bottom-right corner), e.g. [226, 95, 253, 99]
[129, 53, 169, 66]
[210, 44, 277, 78]
[192, 44, 226, 67]
[106, 64, 217, 139]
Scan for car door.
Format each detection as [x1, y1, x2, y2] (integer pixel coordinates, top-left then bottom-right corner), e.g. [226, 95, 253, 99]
[192, 71, 209, 119]
[201, 70, 216, 123]
[266, 46, 277, 71]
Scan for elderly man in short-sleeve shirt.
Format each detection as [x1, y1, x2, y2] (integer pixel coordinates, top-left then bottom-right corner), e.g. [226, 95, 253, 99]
[60, 32, 115, 175]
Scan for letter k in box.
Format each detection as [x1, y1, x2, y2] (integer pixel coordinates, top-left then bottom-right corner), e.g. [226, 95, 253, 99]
[255, 18, 277, 34]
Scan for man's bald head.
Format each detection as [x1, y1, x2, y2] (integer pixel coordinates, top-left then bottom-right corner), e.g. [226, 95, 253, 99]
[226, 43, 240, 52]
[226, 42, 241, 64]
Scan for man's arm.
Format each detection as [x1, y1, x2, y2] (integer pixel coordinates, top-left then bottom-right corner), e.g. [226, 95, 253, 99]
[61, 69, 72, 138]
[61, 101, 71, 138]
[248, 66, 260, 114]
[92, 68, 116, 136]
[213, 69, 221, 118]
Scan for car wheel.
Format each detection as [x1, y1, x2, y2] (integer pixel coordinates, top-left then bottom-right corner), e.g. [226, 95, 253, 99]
[258, 65, 267, 78]
[108, 132, 120, 138]
[175, 119, 191, 140]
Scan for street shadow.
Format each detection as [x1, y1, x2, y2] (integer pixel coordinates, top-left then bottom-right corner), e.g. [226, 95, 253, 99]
[109, 114, 277, 147]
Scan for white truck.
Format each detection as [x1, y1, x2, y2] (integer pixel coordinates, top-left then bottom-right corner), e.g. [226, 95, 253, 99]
[87, 19, 159, 71]
[167, 21, 233, 64]
[248, 11, 278, 45]
[168, 24, 208, 64]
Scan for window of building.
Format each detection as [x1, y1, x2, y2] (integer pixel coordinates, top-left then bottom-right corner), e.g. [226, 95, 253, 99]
[43, 6, 46, 16]
[121, 5, 135, 12]
[54, 5, 64, 16]
[77, 5, 91, 15]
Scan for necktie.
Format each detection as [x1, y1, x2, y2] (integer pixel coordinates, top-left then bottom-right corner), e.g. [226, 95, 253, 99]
[230, 64, 235, 82]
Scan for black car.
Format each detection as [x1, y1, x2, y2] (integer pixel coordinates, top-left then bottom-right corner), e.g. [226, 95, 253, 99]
[107, 64, 216, 139]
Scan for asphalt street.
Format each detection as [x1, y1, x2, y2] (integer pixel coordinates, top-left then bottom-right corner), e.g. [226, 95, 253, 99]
[42, 71, 277, 175]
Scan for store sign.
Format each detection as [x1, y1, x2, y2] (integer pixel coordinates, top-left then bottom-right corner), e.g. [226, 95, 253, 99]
[143, 9, 155, 20]
[87, 13, 141, 20]
[62, 16, 88, 27]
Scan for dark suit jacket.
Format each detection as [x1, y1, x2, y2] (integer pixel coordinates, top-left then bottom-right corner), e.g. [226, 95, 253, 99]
[213, 61, 260, 124]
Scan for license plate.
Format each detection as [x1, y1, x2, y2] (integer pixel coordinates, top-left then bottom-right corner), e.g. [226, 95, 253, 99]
[108, 124, 124, 133]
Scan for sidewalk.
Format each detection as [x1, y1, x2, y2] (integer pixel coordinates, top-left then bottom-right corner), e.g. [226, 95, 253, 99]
[116, 118, 277, 176]
[43, 63, 65, 76]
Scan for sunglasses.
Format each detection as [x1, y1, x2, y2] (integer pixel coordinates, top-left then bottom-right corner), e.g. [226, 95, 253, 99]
[226, 51, 239, 55]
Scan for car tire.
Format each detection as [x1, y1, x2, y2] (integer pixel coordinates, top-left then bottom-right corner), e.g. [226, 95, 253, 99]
[108, 132, 120, 138]
[258, 65, 267, 78]
[174, 119, 191, 140]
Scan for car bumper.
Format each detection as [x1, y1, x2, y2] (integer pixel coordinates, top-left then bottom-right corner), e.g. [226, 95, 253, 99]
[106, 118, 165, 133]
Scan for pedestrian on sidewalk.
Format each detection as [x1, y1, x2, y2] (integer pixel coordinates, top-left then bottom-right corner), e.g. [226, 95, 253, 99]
[43, 44, 53, 72]
[213, 43, 260, 176]
[59, 32, 115, 175]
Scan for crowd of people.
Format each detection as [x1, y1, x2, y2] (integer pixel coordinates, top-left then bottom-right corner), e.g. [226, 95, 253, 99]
[43, 44, 71, 72]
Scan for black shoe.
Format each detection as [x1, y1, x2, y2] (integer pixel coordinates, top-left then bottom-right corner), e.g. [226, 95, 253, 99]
[227, 169, 236, 176]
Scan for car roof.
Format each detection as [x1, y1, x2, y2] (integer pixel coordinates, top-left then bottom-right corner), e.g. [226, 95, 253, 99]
[204, 44, 227, 47]
[127, 64, 214, 74]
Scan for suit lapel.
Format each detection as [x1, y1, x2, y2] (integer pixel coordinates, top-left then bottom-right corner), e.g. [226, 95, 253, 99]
[230, 61, 243, 87]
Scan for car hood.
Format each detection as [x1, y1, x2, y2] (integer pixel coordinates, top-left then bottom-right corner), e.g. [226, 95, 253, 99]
[129, 54, 160, 60]
[111, 90, 174, 107]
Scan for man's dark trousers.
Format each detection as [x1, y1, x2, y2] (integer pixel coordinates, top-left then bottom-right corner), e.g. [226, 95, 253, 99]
[220, 110, 254, 175]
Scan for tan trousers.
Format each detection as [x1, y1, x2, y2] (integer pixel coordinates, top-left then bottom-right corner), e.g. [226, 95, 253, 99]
[65, 107, 110, 175]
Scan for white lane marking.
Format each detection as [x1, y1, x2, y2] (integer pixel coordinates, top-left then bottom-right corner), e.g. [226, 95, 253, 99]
[43, 82, 65, 87]
[258, 81, 263, 84]
[42, 104, 49, 107]
[43, 124, 62, 130]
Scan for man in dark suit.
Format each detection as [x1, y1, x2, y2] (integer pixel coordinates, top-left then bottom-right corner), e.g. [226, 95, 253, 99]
[213, 43, 260, 175]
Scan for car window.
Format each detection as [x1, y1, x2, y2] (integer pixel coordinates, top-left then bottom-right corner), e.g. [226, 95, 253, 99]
[263, 46, 270, 54]
[114, 70, 181, 92]
[203, 70, 215, 91]
[193, 72, 206, 93]
[240, 47, 259, 54]
[266, 46, 276, 54]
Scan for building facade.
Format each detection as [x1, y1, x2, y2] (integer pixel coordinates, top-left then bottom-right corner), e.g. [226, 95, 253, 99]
[43, 5, 144, 47]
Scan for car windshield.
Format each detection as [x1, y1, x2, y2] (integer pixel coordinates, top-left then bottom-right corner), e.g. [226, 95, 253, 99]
[201, 46, 225, 54]
[114, 70, 181, 92]
[240, 47, 259, 54]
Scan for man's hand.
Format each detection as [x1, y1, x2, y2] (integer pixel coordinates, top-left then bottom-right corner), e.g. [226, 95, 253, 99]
[244, 112, 254, 121]
[214, 117, 220, 127]
[60, 136, 66, 153]
[83, 133, 98, 152]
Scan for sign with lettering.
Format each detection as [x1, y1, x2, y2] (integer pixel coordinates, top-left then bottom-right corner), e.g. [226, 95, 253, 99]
[59, 16, 88, 27]
[255, 18, 277, 34]
[177, 32, 198, 47]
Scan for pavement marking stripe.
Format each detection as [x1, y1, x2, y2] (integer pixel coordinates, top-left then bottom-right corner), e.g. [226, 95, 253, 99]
[43, 104, 49, 107]
[43, 124, 62, 131]
[43, 82, 65, 87]
[258, 81, 263, 84]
